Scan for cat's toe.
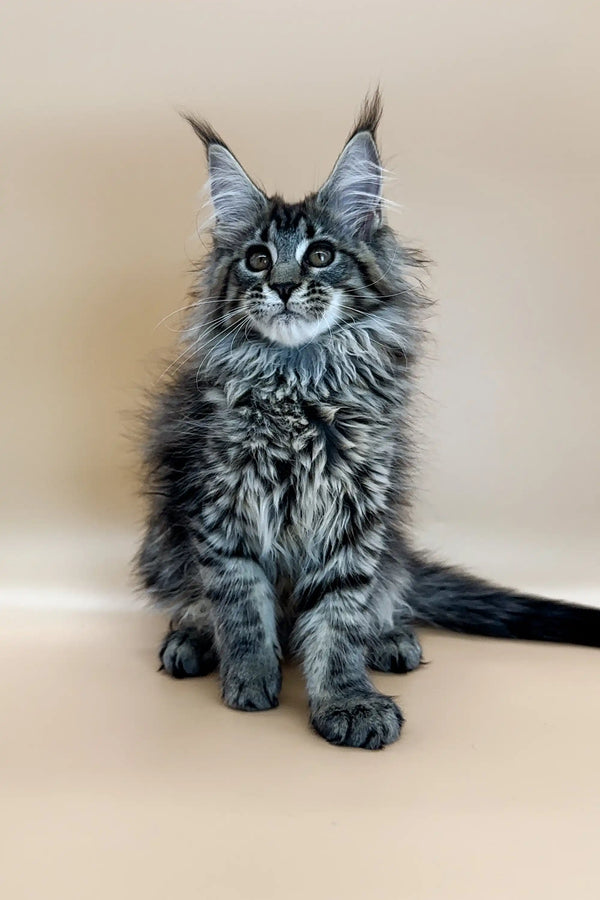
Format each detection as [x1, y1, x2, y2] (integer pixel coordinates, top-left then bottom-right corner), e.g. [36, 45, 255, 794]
[311, 693, 403, 750]
[368, 628, 423, 674]
[159, 627, 218, 678]
[221, 657, 282, 711]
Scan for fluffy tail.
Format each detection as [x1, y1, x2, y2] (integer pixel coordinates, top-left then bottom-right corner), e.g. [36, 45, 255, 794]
[410, 557, 600, 647]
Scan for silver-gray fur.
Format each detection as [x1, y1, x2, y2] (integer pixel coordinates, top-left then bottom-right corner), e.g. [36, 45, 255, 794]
[137, 92, 599, 749]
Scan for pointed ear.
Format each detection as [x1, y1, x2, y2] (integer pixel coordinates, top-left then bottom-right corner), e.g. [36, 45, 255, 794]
[317, 91, 384, 239]
[183, 114, 267, 240]
[318, 130, 383, 239]
[206, 143, 267, 230]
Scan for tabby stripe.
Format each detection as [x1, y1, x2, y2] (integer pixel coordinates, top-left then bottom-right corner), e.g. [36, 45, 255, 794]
[338, 249, 384, 297]
[218, 259, 235, 307]
[296, 571, 373, 613]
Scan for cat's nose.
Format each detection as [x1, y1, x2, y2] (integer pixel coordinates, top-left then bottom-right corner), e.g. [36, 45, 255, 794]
[271, 282, 297, 303]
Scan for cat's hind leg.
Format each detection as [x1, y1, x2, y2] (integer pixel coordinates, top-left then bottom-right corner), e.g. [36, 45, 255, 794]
[159, 603, 218, 679]
[367, 626, 422, 673]
[138, 520, 219, 678]
[366, 554, 423, 674]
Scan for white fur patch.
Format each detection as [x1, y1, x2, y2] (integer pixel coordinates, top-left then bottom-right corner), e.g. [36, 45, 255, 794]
[254, 289, 343, 347]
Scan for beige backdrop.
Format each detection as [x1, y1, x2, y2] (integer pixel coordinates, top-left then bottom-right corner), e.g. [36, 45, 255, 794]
[1, 0, 599, 600]
[2, 7, 600, 900]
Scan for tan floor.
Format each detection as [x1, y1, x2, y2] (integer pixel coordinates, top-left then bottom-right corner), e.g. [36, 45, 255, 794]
[1, 608, 598, 900]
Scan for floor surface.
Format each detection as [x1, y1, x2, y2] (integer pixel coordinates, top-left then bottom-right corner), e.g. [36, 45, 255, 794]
[1, 608, 599, 900]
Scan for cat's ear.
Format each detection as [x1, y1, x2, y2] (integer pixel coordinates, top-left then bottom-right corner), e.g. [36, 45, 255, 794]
[183, 115, 267, 239]
[317, 91, 384, 240]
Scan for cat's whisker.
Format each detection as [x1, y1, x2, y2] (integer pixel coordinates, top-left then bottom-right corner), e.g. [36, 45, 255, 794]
[201, 317, 250, 371]
[157, 339, 200, 383]
[157, 310, 242, 380]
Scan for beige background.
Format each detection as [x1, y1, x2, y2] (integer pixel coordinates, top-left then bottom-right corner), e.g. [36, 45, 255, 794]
[1, 4, 599, 899]
[2, 0, 599, 585]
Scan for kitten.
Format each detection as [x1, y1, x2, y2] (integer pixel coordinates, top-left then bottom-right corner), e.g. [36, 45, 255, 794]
[137, 92, 599, 749]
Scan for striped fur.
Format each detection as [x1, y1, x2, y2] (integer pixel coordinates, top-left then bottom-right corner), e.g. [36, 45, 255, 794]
[137, 92, 599, 749]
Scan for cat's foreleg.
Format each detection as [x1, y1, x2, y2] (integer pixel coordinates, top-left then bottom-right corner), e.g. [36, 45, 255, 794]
[205, 556, 282, 711]
[291, 554, 404, 749]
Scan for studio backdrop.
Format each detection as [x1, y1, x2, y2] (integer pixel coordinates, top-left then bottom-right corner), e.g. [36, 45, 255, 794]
[2, 0, 598, 605]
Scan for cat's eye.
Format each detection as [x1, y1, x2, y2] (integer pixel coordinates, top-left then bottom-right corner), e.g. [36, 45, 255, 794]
[306, 242, 335, 268]
[245, 246, 272, 272]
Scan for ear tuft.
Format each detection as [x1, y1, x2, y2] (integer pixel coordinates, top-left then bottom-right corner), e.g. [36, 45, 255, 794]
[181, 114, 227, 152]
[317, 91, 384, 239]
[347, 87, 383, 142]
[182, 113, 267, 243]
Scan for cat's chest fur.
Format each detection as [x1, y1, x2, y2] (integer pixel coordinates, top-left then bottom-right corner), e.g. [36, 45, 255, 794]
[205, 378, 392, 568]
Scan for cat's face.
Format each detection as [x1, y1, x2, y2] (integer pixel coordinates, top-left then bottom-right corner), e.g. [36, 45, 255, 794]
[230, 202, 371, 347]
[187, 95, 394, 349]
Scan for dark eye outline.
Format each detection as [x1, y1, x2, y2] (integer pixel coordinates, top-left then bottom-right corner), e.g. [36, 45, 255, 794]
[305, 241, 335, 268]
[245, 245, 272, 273]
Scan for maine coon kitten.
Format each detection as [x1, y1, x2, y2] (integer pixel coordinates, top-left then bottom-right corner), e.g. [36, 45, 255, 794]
[137, 93, 599, 749]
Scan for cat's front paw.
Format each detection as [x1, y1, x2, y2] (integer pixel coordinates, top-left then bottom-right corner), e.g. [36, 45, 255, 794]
[311, 693, 403, 750]
[221, 655, 282, 711]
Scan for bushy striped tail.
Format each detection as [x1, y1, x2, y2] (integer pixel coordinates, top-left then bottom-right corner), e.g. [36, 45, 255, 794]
[410, 557, 600, 647]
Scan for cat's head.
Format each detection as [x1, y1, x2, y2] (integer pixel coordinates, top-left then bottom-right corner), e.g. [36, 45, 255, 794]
[187, 92, 410, 349]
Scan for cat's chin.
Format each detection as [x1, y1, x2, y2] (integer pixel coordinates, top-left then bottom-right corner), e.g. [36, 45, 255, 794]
[254, 312, 331, 348]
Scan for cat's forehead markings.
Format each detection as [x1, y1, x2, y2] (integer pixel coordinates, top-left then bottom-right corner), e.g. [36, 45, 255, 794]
[267, 201, 316, 238]
[266, 210, 315, 250]
[263, 215, 319, 262]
